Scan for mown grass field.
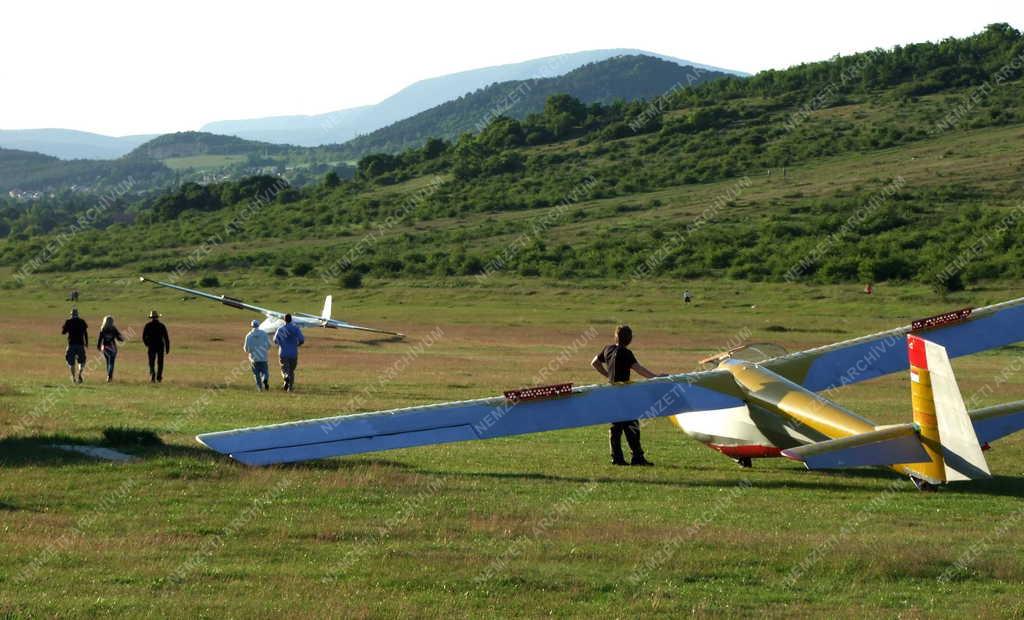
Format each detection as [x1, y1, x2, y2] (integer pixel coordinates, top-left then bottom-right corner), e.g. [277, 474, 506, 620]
[162, 155, 249, 171]
[3, 273, 1024, 617]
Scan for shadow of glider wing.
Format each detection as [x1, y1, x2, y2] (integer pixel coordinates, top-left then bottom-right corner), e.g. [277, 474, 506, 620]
[763, 296, 1024, 392]
[197, 371, 744, 465]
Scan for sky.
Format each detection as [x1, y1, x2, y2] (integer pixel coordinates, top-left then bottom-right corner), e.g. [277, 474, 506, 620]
[2, 0, 1022, 136]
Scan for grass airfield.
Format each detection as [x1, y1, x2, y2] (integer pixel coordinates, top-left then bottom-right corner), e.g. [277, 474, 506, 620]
[2, 273, 1024, 617]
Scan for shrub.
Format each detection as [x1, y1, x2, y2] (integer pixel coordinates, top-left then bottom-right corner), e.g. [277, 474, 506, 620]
[340, 271, 363, 289]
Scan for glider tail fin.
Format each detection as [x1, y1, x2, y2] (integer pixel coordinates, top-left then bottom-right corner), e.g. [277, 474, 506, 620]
[906, 334, 991, 483]
[322, 295, 332, 321]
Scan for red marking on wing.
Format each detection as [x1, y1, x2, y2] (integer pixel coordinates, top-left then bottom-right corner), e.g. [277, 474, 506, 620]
[911, 307, 971, 332]
[503, 383, 573, 402]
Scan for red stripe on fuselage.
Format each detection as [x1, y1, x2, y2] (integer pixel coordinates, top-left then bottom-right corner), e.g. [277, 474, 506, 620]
[708, 444, 782, 459]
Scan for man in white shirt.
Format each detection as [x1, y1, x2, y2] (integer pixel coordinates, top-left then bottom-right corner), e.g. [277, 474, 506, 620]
[243, 319, 271, 391]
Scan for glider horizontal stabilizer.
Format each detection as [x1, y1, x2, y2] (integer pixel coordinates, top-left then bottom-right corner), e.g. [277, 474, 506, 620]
[781, 423, 929, 469]
[765, 296, 1024, 392]
[197, 372, 745, 465]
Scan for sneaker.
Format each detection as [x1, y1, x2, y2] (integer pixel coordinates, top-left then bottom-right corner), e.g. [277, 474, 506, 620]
[631, 458, 654, 467]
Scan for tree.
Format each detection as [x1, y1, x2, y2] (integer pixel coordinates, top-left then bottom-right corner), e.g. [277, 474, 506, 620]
[324, 171, 341, 188]
[422, 138, 449, 160]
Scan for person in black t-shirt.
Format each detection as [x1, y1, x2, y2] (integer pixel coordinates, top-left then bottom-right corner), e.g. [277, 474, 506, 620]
[591, 324, 662, 466]
[61, 307, 88, 383]
[142, 310, 170, 383]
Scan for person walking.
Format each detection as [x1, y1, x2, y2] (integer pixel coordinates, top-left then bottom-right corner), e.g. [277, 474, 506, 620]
[142, 310, 170, 383]
[244, 319, 271, 391]
[61, 308, 88, 383]
[591, 324, 662, 466]
[96, 315, 125, 383]
[273, 314, 304, 392]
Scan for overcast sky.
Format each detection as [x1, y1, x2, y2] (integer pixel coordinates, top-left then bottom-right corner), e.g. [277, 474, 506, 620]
[2, 0, 1021, 136]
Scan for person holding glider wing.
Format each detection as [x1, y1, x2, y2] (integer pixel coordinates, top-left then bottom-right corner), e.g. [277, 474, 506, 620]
[592, 324, 662, 466]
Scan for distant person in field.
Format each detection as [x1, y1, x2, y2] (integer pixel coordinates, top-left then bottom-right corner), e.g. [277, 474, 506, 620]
[244, 319, 271, 391]
[273, 314, 304, 392]
[591, 324, 662, 466]
[96, 315, 125, 383]
[62, 308, 88, 383]
[142, 310, 170, 383]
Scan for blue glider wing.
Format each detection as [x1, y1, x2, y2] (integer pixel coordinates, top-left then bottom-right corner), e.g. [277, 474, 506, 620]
[764, 296, 1024, 392]
[197, 372, 744, 465]
[970, 401, 1024, 445]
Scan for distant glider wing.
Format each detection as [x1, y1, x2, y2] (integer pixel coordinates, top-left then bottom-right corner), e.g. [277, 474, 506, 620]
[139, 276, 278, 317]
[324, 318, 404, 337]
[764, 296, 1024, 392]
[197, 371, 745, 465]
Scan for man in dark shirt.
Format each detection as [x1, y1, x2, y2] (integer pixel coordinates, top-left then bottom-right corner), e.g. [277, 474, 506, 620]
[61, 308, 88, 383]
[591, 324, 661, 466]
[142, 310, 171, 383]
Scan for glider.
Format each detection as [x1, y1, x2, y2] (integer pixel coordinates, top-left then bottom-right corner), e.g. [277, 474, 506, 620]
[197, 296, 1024, 490]
[139, 276, 403, 337]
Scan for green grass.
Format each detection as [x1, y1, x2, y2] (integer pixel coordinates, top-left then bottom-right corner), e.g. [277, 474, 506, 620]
[3, 274, 1024, 617]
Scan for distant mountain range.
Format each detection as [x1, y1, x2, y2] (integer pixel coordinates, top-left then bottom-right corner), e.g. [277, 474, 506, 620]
[0, 49, 745, 161]
[334, 55, 732, 159]
[0, 129, 157, 160]
[201, 49, 746, 147]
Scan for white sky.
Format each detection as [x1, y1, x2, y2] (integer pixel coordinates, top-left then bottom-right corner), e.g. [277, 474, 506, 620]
[2, 0, 1021, 136]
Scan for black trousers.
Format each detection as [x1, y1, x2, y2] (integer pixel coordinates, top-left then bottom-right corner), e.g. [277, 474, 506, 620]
[609, 420, 644, 461]
[147, 348, 164, 381]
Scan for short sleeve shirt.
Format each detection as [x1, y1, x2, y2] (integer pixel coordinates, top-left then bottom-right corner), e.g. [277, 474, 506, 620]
[62, 318, 88, 346]
[597, 344, 637, 383]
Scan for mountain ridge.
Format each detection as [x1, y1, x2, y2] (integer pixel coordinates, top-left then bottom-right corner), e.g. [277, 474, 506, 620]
[200, 48, 747, 146]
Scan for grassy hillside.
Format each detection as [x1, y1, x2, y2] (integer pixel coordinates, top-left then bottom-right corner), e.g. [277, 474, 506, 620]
[4, 24, 1023, 291]
[334, 55, 731, 158]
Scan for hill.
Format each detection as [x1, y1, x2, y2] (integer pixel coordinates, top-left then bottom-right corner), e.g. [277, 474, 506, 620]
[3, 24, 1024, 290]
[334, 55, 731, 158]
[0, 131, 356, 196]
[201, 48, 747, 146]
[127, 131, 294, 159]
[0, 128, 157, 160]
[0, 147, 170, 196]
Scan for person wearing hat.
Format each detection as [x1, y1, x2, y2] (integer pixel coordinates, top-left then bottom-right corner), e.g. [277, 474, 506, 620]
[142, 310, 170, 383]
[243, 319, 271, 391]
[61, 307, 88, 383]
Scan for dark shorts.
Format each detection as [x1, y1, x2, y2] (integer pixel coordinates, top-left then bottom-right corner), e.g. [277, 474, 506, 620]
[66, 344, 86, 366]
